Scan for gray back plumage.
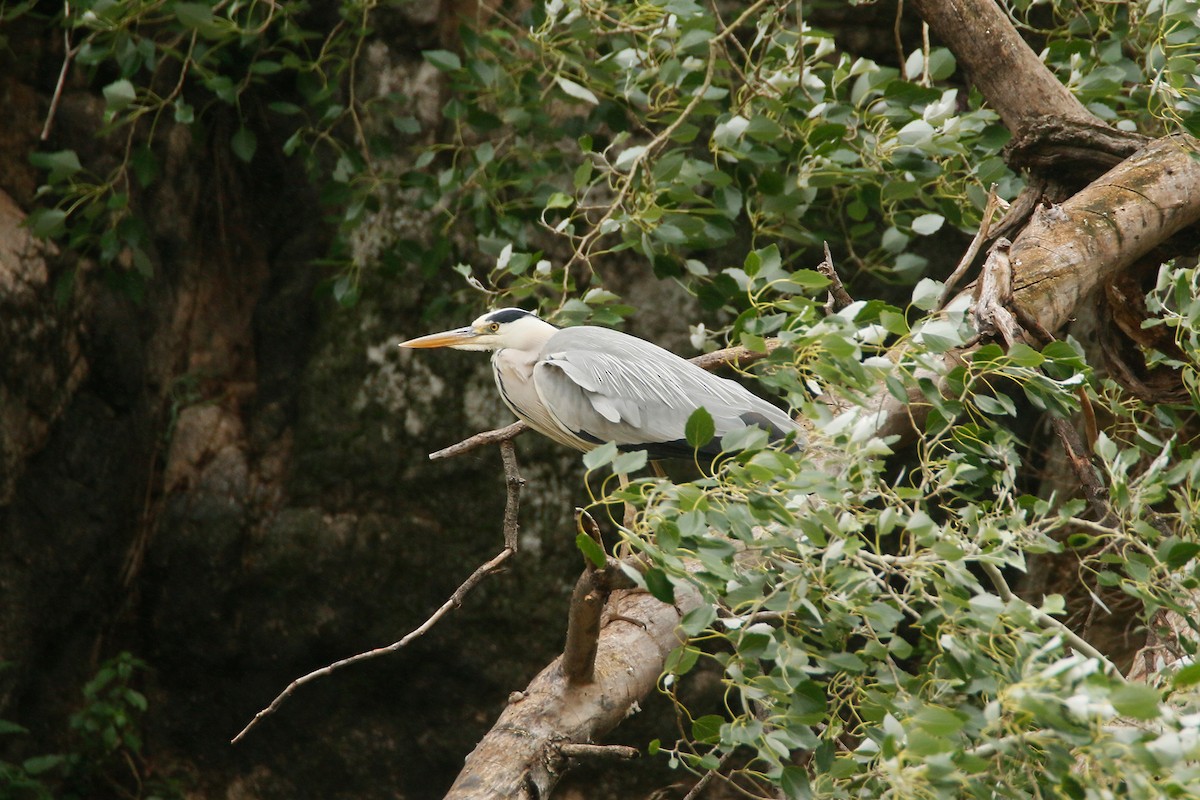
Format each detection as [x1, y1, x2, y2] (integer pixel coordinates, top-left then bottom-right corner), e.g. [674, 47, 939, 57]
[531, 326, 800, 458]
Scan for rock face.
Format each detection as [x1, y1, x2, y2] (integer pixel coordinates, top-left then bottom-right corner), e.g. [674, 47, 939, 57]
[0, 19, 606, 800]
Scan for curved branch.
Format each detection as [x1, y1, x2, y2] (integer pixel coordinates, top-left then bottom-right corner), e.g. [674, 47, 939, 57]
[908, 0, 1098, 138]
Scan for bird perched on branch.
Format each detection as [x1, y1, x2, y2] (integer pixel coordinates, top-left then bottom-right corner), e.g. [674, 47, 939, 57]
[398, 308, 802, 459]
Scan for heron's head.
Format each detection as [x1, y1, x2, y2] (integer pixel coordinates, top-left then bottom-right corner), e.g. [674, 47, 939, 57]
[398, 308, 556, 353]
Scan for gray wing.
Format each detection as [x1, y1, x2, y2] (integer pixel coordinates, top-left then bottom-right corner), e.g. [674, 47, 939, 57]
[532, 326, 800, 458]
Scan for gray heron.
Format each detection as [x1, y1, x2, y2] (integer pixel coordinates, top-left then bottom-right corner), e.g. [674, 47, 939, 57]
[398, 308, 802, 460]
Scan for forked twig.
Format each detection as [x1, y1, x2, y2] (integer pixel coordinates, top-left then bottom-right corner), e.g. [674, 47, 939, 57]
[41, 3, 80, 141]
[231, 443, 526, 744]
[938, 184, 1009, 309]
[816, 241, 854, 314]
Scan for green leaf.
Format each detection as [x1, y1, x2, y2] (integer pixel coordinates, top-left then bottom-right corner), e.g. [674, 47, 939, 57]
[582, 441, 618, 470]
[912, 213, 945, 235]
[914, 705, 966, 737]
[102, 79, 137, 112]
[679, 604, 717, 636]
[27, 208, 67, 239]
[611, 449, 648, 475]
[423, 49, 461, 71]
[29, 149, 82, 181]
[664, 645, 700, 675]
[0, 719, 28, 735]
[555, 76, 599, 105]
[575, 533, 607, 569]
[685, 407, 715, 449]
[1164, 541, 1200, 569]
[1110, 683, 1161, 720]
[781, 765, 811, 799]
[173, 2, 224, 36]
[231, 127, 257, 162]
[911, 278, 943, 310]
[927, 48, 957, 80]
[691, 714, 724, 745]
[22, 754, 65, 775]
[643, 567, 676, 603]
[1172, 662, 1200, 689]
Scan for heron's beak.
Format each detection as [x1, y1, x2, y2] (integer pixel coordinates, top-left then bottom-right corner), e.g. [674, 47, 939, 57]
[397, 326, 481, 349]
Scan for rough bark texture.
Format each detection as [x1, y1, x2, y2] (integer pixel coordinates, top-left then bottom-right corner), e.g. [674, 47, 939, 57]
[909, 0, 1097, 137]
[1010, 135, 1200, 328]
[446, 582, 704, 799]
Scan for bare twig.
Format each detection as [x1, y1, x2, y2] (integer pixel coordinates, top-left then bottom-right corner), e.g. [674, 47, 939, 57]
[230, 546, 514, 744]
[500, 439, 524, 549]
[232, 446, 526, 744]
[429, 421, 527, 461]
[939, 185, 1008, 308]
[681, 750, 734, 800]
[41, 3, 80, 141]
[555, 743, 639, 760]
[980, 561, 1118, 673]
[817, 241, 854, 314]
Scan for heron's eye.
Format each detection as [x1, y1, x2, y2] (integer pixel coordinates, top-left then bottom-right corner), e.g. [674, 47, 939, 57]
[488, 322, 501, 333]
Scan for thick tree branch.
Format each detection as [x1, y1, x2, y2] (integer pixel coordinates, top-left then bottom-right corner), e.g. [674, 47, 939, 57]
[444, 582, 703, 799]
[870, 133, 1200, 445]
[908, 0, 1097, 137]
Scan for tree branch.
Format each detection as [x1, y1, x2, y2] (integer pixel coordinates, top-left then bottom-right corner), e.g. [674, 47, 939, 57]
[867, 133, 1200, 446]
[908, 0, 1098, 138]
[443, 581, 703, 799]
[231, 444, 526, 744]
[231, 546, 515, 744]
[429, 421, 527, 461]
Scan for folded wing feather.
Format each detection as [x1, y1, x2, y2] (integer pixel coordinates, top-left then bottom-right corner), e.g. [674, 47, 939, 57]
[531, 326, 799, 457]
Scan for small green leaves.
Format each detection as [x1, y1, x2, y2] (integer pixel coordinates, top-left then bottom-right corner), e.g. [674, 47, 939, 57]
[1110, 683, 1161, 721]
[555, 76, 599, 105]
[685, 407, 715, 450]
[575, 533, 607, 569]
[423, 49, 461, 71]
[231, 127, 257, 162]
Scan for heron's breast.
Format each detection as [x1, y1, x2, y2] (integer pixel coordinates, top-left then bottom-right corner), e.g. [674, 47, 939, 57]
[492, 349, 590, 451]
